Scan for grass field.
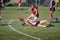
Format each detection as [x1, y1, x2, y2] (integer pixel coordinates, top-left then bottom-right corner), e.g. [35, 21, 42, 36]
[0, 7, 60, 40]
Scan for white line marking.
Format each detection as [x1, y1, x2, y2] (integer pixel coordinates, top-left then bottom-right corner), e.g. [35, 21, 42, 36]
[1, 19, 19, 21]
[8, 20, 41, 40]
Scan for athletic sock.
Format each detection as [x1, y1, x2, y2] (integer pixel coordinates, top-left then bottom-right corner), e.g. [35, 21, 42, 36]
[55, 18, 59, 22]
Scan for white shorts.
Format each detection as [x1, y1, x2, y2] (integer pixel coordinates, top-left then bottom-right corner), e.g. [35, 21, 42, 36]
[18, 3, 21, 6]
[31, 14, 37, 21]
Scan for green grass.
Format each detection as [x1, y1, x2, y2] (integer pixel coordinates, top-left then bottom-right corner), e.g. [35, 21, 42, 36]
[0, 7, 60, 40]
[23, 0, 26, 2]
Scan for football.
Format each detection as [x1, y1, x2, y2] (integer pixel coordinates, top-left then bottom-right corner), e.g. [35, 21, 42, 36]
[19, 17, 24, 21]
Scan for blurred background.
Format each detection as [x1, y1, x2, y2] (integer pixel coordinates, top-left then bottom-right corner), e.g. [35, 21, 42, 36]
[1, 0, 60, 7]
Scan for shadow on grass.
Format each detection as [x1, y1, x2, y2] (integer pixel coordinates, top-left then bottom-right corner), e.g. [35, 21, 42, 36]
[0, 24, 8, 26]
[52, 21, 60, 23]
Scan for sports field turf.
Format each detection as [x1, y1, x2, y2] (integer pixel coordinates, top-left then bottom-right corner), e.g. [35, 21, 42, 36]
[0, 7, 60, 40]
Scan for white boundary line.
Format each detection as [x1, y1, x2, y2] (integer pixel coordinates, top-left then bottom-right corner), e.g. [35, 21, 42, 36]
[8, 20, 41, 40]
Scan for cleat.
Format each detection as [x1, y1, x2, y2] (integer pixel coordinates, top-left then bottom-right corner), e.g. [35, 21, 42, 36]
[46, 25, 50, 28]
[49, 24, 54, 26]
[46, 24, 54, 28]
[49, 22, 54, 26]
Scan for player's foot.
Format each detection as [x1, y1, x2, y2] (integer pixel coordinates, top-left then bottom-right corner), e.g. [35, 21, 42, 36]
[49, 23, 54, 26]
[46, 24, 54, 28]
[46, 22, 54, 28]
[46, 25, 50, 28]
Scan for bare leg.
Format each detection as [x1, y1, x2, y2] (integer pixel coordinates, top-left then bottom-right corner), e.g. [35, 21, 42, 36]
[40, 20, 49, 24]
[49, 11, 56, 22]
[18, 3, 22, 10]
[25, 14, 33, 25]
[37, 20, 49, 27]
[38, 24, 46, 27]
[0, 14, 2, 21]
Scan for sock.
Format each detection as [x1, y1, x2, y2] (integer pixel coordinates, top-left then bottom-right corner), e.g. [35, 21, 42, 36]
[55, 18, 59, 22]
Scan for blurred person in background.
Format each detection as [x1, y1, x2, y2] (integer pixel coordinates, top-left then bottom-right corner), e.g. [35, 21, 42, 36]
[0, 0, 3, 21]
[1, 0, 4, 8]
[56, 0, 59, 7]
[17, 0, 22, 10]
[49, 0, 58, 24]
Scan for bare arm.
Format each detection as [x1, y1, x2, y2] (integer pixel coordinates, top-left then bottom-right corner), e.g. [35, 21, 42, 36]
[34, 8, 38, 16]
[54, 0, 57, 7]
[26, 7, 31, 13]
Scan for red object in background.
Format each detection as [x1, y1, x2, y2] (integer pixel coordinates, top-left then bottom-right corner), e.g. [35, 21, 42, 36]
[18, 0, 22, 4]
[19, 17, 24, 21]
